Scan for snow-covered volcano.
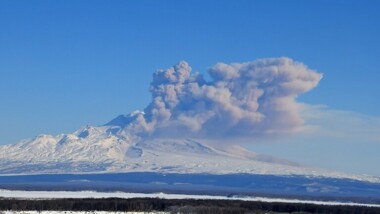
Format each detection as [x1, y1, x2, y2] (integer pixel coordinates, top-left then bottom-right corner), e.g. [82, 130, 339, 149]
[0, 59, 379, 183]
[0, 112, 291, 175]
[0, 112, 378, 183]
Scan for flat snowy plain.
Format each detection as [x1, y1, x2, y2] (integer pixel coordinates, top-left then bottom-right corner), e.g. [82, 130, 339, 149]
[0, 189, 379, 208]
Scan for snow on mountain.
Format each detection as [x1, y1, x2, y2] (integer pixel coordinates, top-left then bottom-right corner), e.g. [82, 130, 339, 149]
[0, 113, 379, 183]
[3, 60, 375, 182]
[0, 60, 378, 181]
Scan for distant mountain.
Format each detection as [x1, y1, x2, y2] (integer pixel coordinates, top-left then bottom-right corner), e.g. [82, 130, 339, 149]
[0, 112, 379, 184]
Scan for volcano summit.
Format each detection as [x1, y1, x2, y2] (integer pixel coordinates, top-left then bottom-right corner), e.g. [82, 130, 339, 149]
[0, 59, 378, 185]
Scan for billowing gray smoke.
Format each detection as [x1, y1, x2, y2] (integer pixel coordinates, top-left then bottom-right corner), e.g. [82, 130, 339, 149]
[123, 57, 322, 139]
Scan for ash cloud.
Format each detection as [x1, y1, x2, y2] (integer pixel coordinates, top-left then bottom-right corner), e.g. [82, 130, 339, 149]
[119, 57, 323, 139]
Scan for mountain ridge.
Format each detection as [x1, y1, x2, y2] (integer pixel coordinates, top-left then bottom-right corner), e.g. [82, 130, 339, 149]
[0, 112, 379, 183]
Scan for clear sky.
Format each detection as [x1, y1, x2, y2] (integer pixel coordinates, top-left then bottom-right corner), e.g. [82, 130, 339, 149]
[0, 0, 379, 176]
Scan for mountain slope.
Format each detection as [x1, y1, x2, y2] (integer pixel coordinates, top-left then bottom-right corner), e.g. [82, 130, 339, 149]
[0, 113, 379, 183]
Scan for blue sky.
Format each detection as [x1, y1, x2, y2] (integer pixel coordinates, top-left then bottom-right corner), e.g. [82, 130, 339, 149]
[0, 0, 379, 176]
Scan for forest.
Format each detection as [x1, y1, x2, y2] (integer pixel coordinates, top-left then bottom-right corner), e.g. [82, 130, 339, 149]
[0, 197, 379, 214]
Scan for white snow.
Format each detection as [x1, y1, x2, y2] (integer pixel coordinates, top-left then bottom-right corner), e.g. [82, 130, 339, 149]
[0, 124, 379, 183]
[0, 189, 379, 208]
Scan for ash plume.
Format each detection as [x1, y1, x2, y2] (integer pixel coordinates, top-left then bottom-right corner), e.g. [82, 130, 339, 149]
[117, 57, 322, 139]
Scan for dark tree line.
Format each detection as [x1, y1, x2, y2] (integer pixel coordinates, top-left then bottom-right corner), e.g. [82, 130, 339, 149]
[0, 197, 379, 214]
